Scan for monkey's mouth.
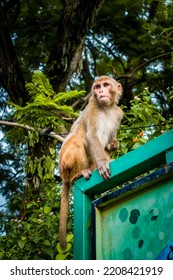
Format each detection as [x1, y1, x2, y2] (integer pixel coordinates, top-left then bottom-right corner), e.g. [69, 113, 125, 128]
[99, 95, 109, 101]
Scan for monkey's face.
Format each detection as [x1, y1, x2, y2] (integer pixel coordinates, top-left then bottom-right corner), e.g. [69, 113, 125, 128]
[93, 80, 113, 106]
[92, 76, 123, 106]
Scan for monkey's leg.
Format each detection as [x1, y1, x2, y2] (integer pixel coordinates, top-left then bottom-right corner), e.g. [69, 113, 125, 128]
[105, 138, 119, 151]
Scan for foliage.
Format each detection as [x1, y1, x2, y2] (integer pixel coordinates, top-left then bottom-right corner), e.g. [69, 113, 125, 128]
[11, 0, 63, 78]
[0, 135, 25, 203]
[0, 71, 84, 260]
[10, 71, 84, 132]
[1, 72, 172, 260]
[0, 184, 73, 260]
[84, 0, 173, 111]
[1, 0, 173, 260]
[117, 87, 173, 156]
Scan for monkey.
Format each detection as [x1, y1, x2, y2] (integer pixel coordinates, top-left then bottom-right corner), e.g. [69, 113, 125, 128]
[58, 75, 123, 249]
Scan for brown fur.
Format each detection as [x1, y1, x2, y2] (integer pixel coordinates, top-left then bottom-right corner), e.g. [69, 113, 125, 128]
[58, 76, 123, 248]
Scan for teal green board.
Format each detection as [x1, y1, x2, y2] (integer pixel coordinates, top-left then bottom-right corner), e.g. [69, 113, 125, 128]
[73, 130, 173, 260]
[94, 175, 173, 260]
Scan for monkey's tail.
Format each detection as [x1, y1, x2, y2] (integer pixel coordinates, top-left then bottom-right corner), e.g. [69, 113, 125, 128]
[59, 181, 70, 249]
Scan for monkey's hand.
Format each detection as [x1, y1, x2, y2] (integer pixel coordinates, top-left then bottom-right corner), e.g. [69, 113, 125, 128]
[98, 161, 110, 181]
[106, 138, 119, 152]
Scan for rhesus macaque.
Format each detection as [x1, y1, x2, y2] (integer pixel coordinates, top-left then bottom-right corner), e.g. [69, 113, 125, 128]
[58, 76, 123, 248]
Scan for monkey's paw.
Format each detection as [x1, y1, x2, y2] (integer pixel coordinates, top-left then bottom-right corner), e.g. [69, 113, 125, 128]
[106, 139, 119, 151]
[81, 169, 92, 179]
[98, 161, 110, 181]
[71, 169, 92, 183]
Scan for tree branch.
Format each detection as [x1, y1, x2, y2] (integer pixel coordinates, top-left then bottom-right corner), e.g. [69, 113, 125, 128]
[132, 52, 172, 75]
[116, 52, 172, 82]
[0, 120, 64, 142]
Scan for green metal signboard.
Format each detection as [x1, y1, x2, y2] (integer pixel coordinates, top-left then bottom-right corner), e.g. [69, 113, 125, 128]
[93, 164, 173, 259]
[73, 130, 173, 260]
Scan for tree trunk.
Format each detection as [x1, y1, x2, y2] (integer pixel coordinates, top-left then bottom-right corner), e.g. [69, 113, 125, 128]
[0, 2, 28, 105]
[45, 0, 105, 92]
[0, 0, 105, 201]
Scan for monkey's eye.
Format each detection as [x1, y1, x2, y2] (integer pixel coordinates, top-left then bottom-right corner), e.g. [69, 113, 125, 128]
[94, 84, 101, 89]
[103, 82, 110, 87]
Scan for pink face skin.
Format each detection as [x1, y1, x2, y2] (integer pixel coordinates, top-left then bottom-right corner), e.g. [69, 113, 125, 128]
[93, 81, 112, 104]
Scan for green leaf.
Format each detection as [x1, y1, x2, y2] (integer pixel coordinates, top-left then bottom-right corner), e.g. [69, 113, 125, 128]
[49, 148, 55, 156]
[121, 141, 128, 148]
[56, 242, 72, 253]
[18, 240, 26, 249]
[55, 253, 69, 260]
[132, 142, 144, 149]
[43, 174, 52, 180]
[44, 205, 51, 214]
[21, 236, 26, 241]
[121, 147, 128, 154]
[43, 240, 51, 246]
[66, 233, 73, 242]
[139, 138, 147, 144]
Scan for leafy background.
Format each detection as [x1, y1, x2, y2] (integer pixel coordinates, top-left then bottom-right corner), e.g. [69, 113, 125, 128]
[0, 0, 173, 259]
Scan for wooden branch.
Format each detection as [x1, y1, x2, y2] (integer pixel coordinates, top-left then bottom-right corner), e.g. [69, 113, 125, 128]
[116, 52, 172, 82]
[72, 91, 92, 109]
[0, 120, 64, 142]
[132, 52, 172, 75]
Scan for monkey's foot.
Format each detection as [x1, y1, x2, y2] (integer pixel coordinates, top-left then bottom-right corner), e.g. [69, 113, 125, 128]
[81, 169, 92, 179]
[71, 169, 92, 183]
[106, 139, 119, 151]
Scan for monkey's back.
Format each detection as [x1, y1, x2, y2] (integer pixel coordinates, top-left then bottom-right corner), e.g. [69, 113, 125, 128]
[59, 123, 90, 184]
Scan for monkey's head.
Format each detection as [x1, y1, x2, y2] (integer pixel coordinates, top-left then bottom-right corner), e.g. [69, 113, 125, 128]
[91, 76, 123, 106]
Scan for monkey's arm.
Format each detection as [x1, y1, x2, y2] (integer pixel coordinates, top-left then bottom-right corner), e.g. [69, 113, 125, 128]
[86, 128, 111, 181]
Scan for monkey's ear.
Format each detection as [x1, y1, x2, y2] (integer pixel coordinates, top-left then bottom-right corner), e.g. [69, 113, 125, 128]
[118, 83, 123, 95]
[115, 83, 123, 104]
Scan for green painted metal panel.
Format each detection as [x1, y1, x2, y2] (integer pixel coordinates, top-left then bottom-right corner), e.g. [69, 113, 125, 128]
[73, 130, 173, 260]
[73, 185, 92, 260]
[166, 148, 173, 163]
[75, 129, 173, 197]
[94, 174, 173, 260]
